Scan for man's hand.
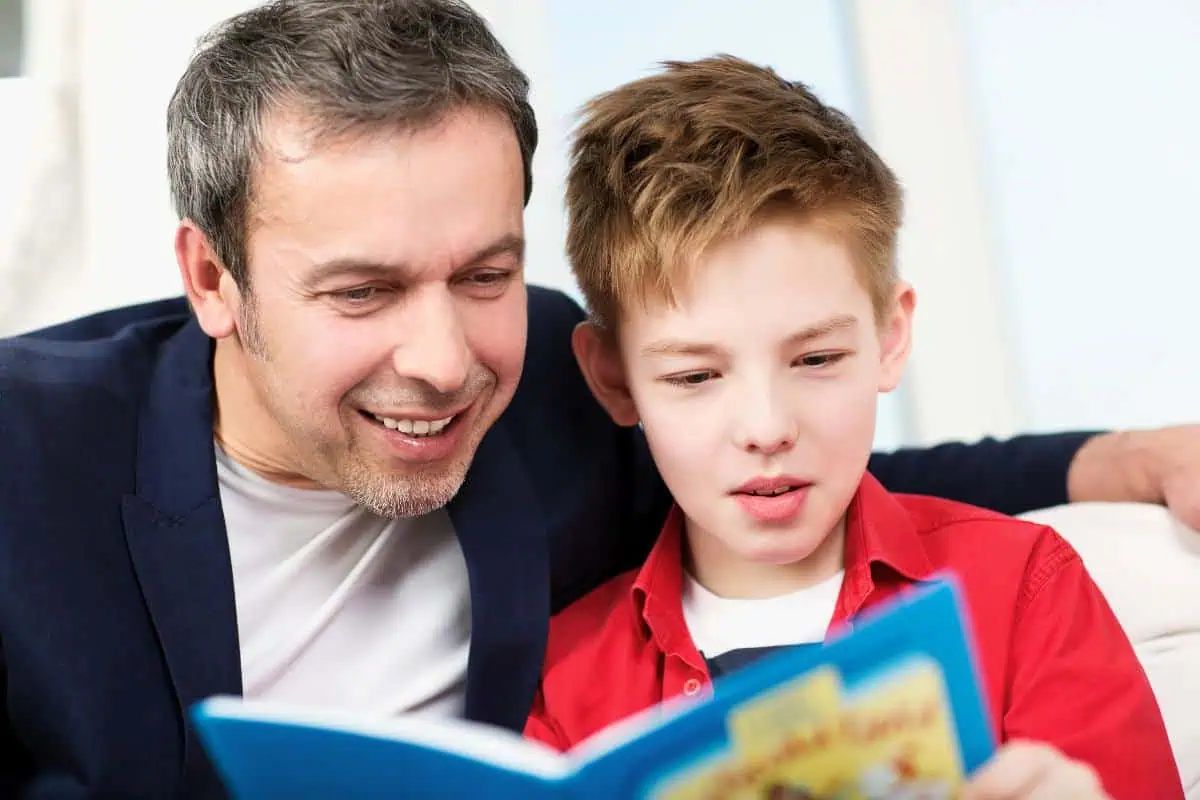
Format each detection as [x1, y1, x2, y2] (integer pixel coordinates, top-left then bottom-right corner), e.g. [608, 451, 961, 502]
[963, 741, 1110, 800]
[1068, 425, 1200, 530]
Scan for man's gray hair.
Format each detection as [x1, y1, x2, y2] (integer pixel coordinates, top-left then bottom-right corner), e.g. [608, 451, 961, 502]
[166, 0, 538, 287]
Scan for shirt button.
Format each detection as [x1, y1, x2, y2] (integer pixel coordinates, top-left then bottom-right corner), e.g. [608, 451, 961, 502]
[683, 678, 702, 696]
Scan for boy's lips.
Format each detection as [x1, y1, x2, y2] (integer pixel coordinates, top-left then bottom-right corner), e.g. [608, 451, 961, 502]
[731, 475, 812, 495]
[730, 476, 813, 524]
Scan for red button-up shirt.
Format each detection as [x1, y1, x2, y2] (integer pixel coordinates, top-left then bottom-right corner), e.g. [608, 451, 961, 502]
[525, 474, 1182, 799]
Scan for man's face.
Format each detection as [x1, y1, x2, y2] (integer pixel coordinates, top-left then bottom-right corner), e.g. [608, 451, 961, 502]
[613, 219, 910, 592]
[215, 106, 527, 517]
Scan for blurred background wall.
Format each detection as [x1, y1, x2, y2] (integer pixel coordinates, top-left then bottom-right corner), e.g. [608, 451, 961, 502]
[1, 0, 1196, 450]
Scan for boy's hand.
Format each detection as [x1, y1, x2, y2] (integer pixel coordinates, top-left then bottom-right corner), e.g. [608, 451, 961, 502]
[962, 741, 1111, 800]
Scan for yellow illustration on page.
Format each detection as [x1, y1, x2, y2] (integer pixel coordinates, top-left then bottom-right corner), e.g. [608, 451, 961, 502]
[838, 657, 963, 799]
[726, 667, 842, 759]
[646, 659, 966, 800]
[650, 668, 851, 800]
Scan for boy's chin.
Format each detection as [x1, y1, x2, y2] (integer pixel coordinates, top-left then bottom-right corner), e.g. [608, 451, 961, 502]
[723, 524, 829, 564]
[739, 538, 826, 567]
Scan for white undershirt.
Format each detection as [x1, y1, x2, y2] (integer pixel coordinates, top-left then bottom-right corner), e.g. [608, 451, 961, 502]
[682, 570, 845, 658]
[217, 445, 471, 718]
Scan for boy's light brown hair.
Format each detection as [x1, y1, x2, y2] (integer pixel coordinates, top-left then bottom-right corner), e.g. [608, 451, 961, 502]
[566, 54, 903, 330]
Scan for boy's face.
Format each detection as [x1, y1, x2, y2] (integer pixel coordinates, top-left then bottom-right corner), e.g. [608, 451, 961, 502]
[575, 217, 913, 592]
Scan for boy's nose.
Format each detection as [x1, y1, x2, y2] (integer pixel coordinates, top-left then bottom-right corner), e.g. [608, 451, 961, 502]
[733, 399, 798, 456]
[739, 429, 796, 456]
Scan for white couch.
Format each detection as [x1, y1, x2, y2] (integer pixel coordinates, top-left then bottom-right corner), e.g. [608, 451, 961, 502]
[1018, 503, 1200, 798]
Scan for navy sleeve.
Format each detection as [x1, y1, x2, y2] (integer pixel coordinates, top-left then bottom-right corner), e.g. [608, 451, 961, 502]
[15, 297, 190, 342]
[0, 651, 17, 791]
[867, 432, 1101, 515]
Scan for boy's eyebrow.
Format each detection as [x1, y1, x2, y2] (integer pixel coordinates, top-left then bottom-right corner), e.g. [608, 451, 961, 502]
[640, 340, 724, 358]
[641, 314, 860, 358]
[783, 313, 859, 346]
[303, 234, 525, 283]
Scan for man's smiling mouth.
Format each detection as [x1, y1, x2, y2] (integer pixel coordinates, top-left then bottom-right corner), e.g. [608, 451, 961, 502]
[361, 411, 457, 438]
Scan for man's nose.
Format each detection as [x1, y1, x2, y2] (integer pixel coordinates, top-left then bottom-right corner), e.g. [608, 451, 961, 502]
[392, 286, 472, 394]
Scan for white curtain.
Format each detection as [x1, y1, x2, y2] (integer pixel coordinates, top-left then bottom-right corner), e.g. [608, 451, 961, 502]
[0, 0, 563, 334]
[465, 0, 571, 298]
[0, 0, 83, 334]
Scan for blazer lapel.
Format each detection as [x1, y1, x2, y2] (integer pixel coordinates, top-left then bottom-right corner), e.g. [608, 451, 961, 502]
[121, 319, 242, 782]
[121, 318, 550, 742]
[449, 418, 550, 731]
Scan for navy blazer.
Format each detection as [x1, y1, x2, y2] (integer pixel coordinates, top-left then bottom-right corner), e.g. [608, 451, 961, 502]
[0, 286, 1092, 797]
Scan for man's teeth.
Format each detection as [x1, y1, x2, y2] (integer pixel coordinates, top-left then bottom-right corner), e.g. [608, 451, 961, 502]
[748, 486, 795, 497]
[372, 414, 454, 437]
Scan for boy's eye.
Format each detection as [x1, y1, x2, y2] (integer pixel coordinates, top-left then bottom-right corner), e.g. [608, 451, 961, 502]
[798, 352, 847, 368]
[664, 371, 716, 387]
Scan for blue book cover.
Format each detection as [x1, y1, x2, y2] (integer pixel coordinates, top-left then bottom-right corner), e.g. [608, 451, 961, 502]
[192, 575, 996, 798]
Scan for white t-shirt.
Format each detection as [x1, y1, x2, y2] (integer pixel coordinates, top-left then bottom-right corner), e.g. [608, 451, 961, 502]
[216, 445, 471, 717]
[682, 569, 844, 672]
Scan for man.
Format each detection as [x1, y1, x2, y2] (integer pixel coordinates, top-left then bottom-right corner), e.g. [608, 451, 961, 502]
[0, 1, 1195, 797]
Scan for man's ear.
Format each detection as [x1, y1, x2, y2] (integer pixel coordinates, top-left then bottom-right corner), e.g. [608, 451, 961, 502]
[878, 282, 916, 393]
[571, 321, 640, 427]
[175, 218, 241, 340]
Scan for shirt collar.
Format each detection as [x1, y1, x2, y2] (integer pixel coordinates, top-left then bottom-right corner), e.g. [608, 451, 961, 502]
[845, 471, 935, 583]
[631, 504, 694, 660]
[629, 471, 936, 650]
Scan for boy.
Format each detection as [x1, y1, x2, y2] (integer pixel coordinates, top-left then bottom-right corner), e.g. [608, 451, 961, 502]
[524, 55, 1182, 799]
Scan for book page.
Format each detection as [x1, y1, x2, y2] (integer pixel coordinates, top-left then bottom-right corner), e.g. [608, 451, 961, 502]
[639, 656, 964, 799]
[199, 696, 571, 781]
[569, 688, 708, 767]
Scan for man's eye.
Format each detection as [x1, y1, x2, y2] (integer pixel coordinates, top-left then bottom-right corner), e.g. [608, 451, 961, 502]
[339, 287, 378, 303]
[464, 270, 513, 288]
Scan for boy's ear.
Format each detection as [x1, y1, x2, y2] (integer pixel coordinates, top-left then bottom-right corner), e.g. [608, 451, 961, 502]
[878, 282, 916, 393]
[571, 321, 640, 427]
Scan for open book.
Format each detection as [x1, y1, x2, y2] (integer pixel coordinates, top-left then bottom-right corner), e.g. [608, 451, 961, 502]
[192, 576, 996, 798]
